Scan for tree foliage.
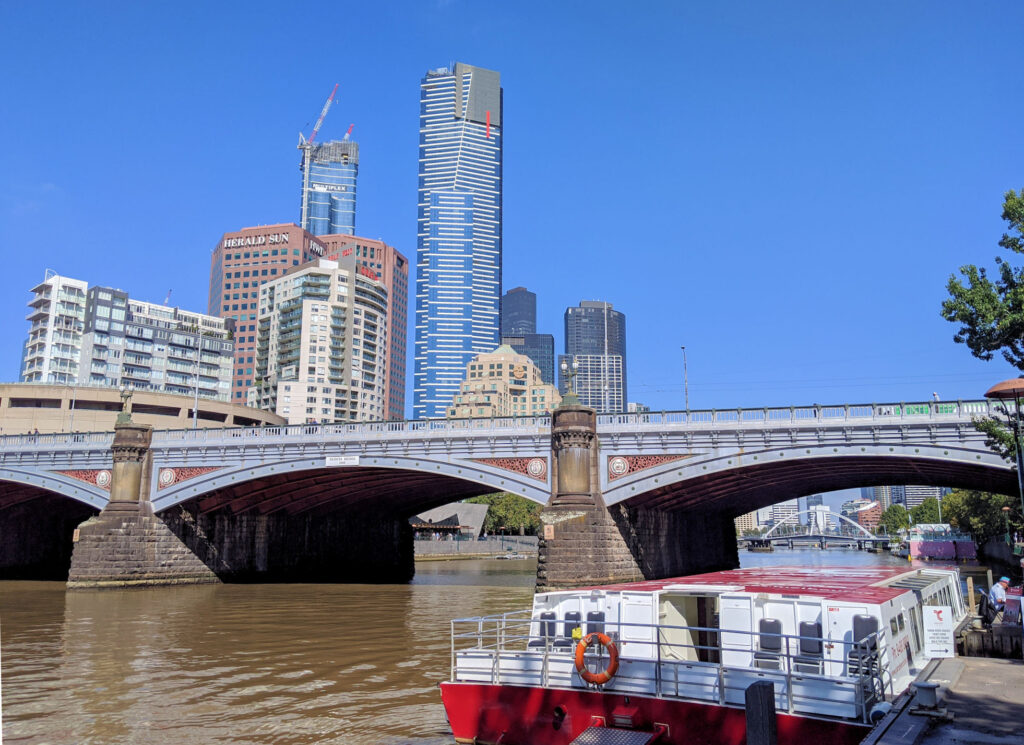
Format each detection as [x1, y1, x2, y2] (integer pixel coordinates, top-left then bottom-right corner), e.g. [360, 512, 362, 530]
[942, 489, 1023, 542]
[879, 504, 911, 535]
[910, 497, 942, 525]
[941, 188, 1024, 370]
[941, 189, 1024, 466]
[465, 493, 542, 535]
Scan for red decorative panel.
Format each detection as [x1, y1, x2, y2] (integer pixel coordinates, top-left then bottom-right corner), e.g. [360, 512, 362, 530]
[607, 454, 690, 481]
[56, 469, 112, 491]
[472, 457, 548, 482]
[157, 466, 223, 490]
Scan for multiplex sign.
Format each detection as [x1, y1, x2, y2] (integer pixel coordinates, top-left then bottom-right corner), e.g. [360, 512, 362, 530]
[223, 233, 291, 248]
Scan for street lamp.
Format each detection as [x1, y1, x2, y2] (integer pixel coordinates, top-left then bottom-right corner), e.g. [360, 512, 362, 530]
[1002, 506, 1012, 546]
[680, 345, 689, 412]
[983, 378, 1024, 536]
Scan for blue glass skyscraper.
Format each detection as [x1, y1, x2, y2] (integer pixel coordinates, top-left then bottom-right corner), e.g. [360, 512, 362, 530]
[414, 62, 503, 419]
[299, 140, 358, 236]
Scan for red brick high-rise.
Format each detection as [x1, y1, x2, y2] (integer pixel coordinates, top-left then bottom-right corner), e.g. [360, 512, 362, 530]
[209, 224, 327, 403]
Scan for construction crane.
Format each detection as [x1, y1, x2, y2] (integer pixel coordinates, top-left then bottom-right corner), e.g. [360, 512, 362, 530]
[163, 289, 173, 306]
[343, 123, 354, 142]
[298, 84, 340, 229]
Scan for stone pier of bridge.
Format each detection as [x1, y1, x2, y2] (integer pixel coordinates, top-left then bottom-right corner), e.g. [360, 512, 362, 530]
[536, 401, 738, 590]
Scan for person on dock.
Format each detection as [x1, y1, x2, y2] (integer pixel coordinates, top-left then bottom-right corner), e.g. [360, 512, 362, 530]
[989, 576, 1010, 622]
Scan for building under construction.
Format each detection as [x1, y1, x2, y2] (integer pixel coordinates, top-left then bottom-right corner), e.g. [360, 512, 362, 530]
[297, 85, 359, 236]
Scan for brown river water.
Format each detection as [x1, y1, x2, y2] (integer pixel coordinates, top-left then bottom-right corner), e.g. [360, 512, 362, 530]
[0, 549, 981, 744]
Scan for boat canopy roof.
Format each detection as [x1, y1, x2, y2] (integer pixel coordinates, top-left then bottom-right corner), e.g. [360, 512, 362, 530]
[566, 566, 946, 605]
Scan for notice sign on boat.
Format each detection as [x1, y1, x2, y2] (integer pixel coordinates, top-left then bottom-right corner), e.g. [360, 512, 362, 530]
[325, 455, 360, 467]
[923, 605, 954, 658]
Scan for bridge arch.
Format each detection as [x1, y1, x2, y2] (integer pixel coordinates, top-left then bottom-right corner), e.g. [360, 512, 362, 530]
[0, 467, 108, 510]
[151, 454, 549, 515]
[762, 509, 876, 539]
[602, 443, 1015, 516]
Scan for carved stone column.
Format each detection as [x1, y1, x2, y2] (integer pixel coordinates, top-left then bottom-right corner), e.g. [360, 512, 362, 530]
[537, 403, 643, 590]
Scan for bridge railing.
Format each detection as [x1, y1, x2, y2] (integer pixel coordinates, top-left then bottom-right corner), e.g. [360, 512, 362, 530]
[149, 414, 553, 445]
[597, 399, 995, 428]
[0, 399, 1004, 449]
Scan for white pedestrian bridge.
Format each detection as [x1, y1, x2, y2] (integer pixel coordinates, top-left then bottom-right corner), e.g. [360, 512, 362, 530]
[0, 399, 1015, 518]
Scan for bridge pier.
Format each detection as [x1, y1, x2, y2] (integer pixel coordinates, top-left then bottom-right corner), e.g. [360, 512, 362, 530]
[67, 419, 219, 589]
[537, 402, 738, 590]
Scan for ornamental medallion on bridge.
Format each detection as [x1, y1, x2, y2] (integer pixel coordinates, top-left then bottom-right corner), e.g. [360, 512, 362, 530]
[607, 454, 691, 481]
[56, 469, 113, 491]
[472, 457, 548, 482]
[157, 466, 224, 490]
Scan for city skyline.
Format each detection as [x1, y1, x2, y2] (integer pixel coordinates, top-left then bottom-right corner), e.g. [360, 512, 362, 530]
[2, 3, 1022, 419]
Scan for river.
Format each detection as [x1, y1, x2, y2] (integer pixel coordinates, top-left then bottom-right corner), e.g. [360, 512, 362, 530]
[0, 548, 982, 744]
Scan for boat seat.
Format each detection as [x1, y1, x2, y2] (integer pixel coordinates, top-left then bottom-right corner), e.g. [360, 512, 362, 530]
[554, 611, 582, 649]
[847, 614, 879, 675]
[793, 621, 823, 674]
[586, 610, 606, 636]
[528, 612, 557, 648]
[753, 618, 783, 670]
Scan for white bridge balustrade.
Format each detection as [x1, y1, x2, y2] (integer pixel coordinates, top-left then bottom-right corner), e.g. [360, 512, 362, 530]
[0, 399, 1015, 514]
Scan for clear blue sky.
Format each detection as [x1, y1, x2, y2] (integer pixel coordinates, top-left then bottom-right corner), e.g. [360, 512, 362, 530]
[2, 0, 1022, 426]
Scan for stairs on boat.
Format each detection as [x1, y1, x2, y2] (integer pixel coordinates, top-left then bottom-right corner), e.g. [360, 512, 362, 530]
[569, 725, 664, 745]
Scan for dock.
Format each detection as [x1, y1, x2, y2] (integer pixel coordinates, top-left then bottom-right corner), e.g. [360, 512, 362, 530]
[863, 656, 1024, 745]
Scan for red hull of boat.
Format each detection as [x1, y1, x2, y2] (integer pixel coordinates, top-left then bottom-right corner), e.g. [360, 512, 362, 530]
[440, 682, 869, 745]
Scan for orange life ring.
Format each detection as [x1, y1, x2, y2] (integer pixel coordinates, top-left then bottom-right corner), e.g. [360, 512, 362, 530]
[574, 632, 619, 685]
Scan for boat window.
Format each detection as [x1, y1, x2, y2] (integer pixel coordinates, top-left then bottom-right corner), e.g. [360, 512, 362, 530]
[889, 618, 899, 635]
[908, 607, 922, 653]
[897, 613, 906, 631]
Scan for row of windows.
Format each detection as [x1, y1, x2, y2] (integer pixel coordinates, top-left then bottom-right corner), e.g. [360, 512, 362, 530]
[227, 249, 300, 260]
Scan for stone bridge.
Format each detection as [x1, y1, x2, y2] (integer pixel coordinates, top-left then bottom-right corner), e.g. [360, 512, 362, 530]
[0, 399, 1015, 586]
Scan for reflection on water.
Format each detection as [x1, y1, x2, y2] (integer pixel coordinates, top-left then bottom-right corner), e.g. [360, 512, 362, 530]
[1, 551, 989, 744]
[1, 560, 535, 745]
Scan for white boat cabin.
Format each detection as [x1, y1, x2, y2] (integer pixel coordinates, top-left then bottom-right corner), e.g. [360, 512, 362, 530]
[450, 566, 967, 723]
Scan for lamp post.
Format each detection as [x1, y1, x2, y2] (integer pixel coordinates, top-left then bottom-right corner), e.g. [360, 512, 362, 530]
[680, 345, 689, 412]
[1002, 506, 1012, 546]
[983, 378, 1024, 536]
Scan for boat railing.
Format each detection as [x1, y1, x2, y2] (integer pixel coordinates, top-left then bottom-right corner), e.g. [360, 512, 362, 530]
[450, 612, 890, 724]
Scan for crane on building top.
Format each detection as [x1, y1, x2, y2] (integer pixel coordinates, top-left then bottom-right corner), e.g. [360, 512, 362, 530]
[343, 123, 354, 141]
[164, 289, 173, 305]
[298, 84, 340, 230]
[299, 83, 338, 147]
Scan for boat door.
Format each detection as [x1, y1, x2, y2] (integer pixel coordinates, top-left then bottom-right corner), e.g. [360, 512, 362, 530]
[824, 603, 867, 676]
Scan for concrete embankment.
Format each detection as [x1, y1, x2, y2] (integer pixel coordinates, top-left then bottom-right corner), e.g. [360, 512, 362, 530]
[863, 656, 1024, 745]
[414, 536, 538, 561]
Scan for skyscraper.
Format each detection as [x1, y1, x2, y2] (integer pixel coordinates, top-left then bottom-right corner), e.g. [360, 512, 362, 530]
[500, 286, 554, 384]
[501, 287, 536, 335]
[209, 224, 327, 403]
[414, 62, 503, 419]
[559, 300, 627, 413]
[299, 140, 358, 236]
[321, 234, 409, 420]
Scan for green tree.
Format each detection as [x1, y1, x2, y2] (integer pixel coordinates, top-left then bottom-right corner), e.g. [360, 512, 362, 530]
[466, 493, 542, 535]
[942, 188, 1024, 462]
[879, 504, 911, 535]
[942, 489, 1023, 542]
[941, 188, 1024, 372]
[910, 497, 941, 525]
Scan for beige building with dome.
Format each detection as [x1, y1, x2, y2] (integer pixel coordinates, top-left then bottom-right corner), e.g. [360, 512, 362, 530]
[447, 345, 561, 419]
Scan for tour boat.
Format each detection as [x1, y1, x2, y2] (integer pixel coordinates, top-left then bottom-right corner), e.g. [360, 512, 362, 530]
[440, 565, 967, 745]
[891, 524, 977, 562]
